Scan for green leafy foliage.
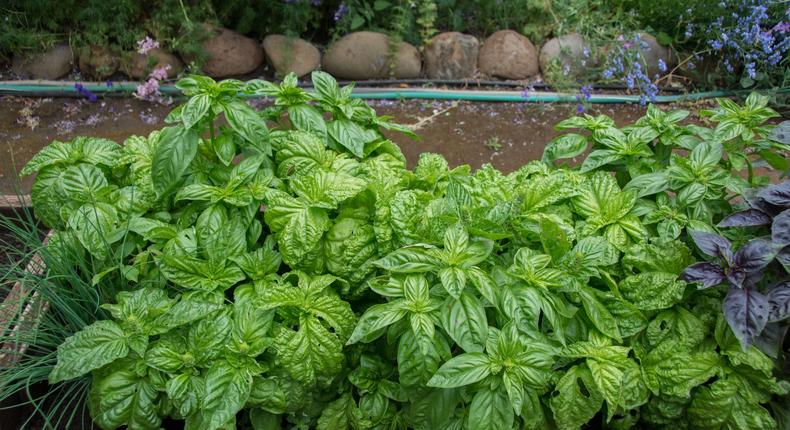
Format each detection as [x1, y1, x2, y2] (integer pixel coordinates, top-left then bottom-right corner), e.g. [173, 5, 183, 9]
[23, 75, 789, 429]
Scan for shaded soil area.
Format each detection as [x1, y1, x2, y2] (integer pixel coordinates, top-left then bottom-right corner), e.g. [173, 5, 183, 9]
[0, 95, 720, 194]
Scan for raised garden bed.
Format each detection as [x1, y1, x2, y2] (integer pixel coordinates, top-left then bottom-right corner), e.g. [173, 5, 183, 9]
[0, 71, 788, 430]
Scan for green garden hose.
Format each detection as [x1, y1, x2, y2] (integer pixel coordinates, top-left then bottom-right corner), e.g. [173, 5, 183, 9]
[0, 80, 784, 103]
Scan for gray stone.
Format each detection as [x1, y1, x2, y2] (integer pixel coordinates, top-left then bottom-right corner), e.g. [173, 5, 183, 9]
[539, 33, 594, 80]
[121, 48, 183, 79]
[424, 32, 479, 80]
[263, 34, 321, 77]
[78, 45, 120, 79]
[635, 33, 676, 77]
[322, 31, 421, 80]
[478, 30, 539, 80]
[198, 26, 263, 78]
[12, 43, 73, 80]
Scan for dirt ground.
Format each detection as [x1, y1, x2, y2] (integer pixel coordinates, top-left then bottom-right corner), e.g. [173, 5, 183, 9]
[0, 94, 720, 194]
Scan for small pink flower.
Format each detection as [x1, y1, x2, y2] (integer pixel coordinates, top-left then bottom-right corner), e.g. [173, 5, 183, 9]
[137, 37, 160, 55]
[134, 78, 161, 101]
[149, 64, 171, 81]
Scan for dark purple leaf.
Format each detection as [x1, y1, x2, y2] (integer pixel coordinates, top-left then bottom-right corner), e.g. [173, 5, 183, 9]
[681, 262, 726, 289]
[766, 281, 790, 322]
[725, 268, 747, 288]
[733, 239, 778, 273]
[753, 322, 788, 359]
[723, 286, 769, 350]
[689, 231, 734, 261]
[772, 209, 790, 246]
[743, 270, 764, 288]
[718, 209, 772, 228]
[759, 180, 790, 207]
[743, 188, 782, 215]
[777, 246, 790, 273]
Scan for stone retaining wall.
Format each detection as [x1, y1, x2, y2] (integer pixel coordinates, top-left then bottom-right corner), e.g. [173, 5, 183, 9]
[11, 26, 675, 84]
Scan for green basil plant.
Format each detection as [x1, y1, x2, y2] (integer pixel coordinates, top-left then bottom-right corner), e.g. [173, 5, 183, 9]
[20, 72, 790, 430]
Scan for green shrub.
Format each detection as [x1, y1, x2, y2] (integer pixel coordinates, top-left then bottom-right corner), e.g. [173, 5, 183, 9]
[14, 72, 790, 429]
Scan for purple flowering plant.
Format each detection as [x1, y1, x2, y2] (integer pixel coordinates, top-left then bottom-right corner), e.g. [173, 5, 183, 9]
[669, 0, 788, 89]
[601, 33, 661, 105]
[74, 83, 98, 103]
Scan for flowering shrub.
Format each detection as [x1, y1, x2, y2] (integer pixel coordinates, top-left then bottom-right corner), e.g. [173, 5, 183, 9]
[631, 0, 789, 90]
[601, 34, 664, 105]
[16, 73, 790, 430]
[700, 0, 788, 86]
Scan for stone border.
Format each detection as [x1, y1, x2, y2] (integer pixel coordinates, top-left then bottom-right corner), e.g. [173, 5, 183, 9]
[11, 29, 675, 85]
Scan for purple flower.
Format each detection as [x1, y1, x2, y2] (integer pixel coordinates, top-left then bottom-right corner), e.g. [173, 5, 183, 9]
[135, 78, 161, 101]
[136, 36, 159, 55]
[149, 64, 171, 81]
[74, 83, 97, 103]
[745, 62, 756, 78]
[685, 23, 694, 38]
[580, 84, 593, 101]
[334, 2, 349, 21]
[576, 104, 585, 114]
[658, 59, 667, 72]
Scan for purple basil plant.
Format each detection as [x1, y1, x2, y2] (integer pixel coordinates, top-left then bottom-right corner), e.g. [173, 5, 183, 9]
[682, 180, 790, 353]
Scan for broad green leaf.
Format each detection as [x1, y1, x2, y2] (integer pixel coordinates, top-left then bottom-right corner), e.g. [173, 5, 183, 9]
[188, 314, 232, 364]
[643, 347, 721, 397]
[588, 358, 625, 414]
[624, 172, 670, 198]
[291, 170, 367, 208]
[265, 190, 331, 264]
[578, 288, 622, 341]
[328, 119, 373, 158]
[374, 246, 442, 273]
[427, 352, 491, 388]
[186, 360, 253, 430]
[288, 104, 327, 137]
[398, 330, 444, 386]
[182, 93, 211, 129]
[543, 133, 588, 162]
[440, 293, 488, 353]
[68, 202, 120, 259]
[274, 314, 344, 385]
[151, 126, 199, 196]
[347, 302, 407, 344]
[159, 255, 245, 291]
[580, 149, 621, 172]
[550, 365, 603, 430]
[619, 272, 687, 311]
[60, 163, 108, 202]
[50, 320, 129, 383]
[167, 373, 205, 417]
[89, 365, 161, 429]
[316, 393, 355, 430]
[688, 377, 776, 430]
[438, 266, 467, 299]
[467, 387, 514, 430]
[223, 101, 270, 155]
[154, 292, 225, 331]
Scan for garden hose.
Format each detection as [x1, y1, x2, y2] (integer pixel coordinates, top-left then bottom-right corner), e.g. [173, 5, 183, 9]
[0, 80, 786, 103]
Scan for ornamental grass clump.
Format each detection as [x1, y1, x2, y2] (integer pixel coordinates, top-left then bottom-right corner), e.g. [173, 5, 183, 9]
[6, 72, 790, 429]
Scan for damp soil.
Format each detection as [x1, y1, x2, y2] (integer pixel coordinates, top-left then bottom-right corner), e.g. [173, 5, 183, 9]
[0, 94, 732, 195]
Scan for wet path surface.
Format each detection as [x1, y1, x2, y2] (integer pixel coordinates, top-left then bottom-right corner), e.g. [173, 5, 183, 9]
[0, 95, 712, 194]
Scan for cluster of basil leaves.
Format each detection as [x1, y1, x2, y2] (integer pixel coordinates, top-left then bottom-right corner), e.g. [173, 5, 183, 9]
[21, 74, 790, 430]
